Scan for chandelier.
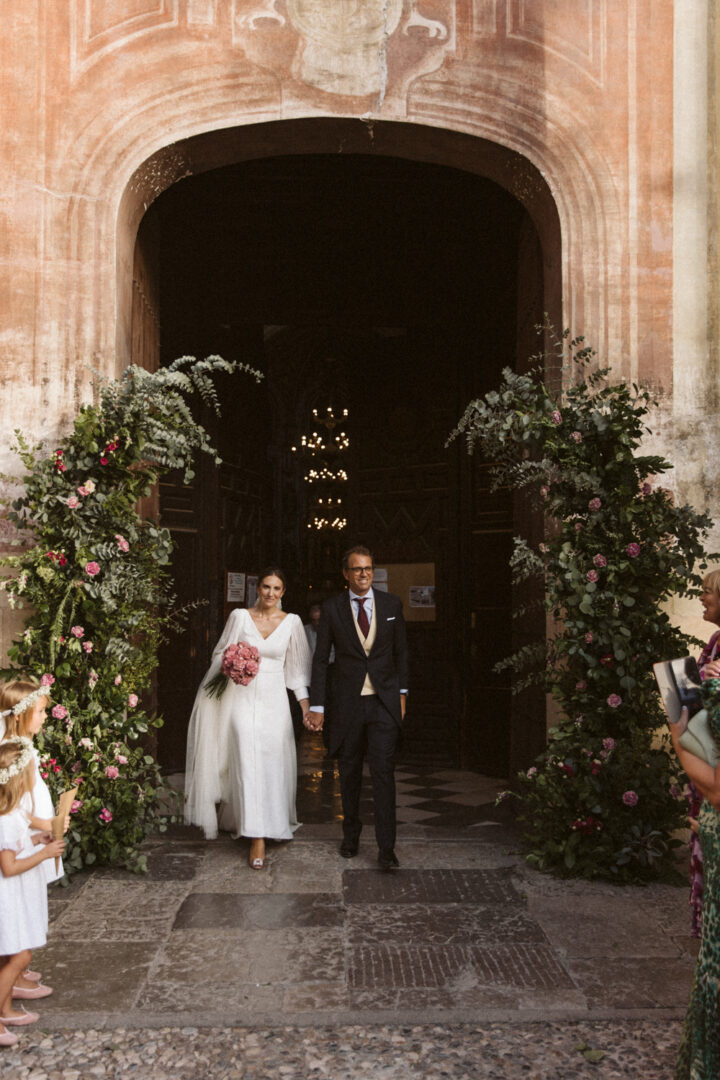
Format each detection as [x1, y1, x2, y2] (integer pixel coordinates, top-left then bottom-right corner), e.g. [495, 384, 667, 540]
[292, 406, 349, 531]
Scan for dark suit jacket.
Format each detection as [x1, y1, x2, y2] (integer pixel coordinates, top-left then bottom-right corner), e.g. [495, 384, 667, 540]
[310, 589, 408, 754]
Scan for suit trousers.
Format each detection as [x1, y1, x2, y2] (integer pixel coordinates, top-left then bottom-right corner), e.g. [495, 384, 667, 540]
[337, 694, 399, 852]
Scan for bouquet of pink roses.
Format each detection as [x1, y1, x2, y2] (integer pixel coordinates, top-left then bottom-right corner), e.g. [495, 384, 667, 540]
[204, 641, 261, 700]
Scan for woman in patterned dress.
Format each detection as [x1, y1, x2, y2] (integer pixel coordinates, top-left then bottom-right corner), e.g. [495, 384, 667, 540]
[670, 571, 720, 1078]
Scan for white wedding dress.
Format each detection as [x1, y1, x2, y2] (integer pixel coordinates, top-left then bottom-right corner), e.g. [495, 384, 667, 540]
[184, 608, 311, 841]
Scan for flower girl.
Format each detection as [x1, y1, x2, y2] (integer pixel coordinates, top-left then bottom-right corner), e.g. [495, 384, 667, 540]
[0, 679, 62, 999]
[0, 736, 65, 1047]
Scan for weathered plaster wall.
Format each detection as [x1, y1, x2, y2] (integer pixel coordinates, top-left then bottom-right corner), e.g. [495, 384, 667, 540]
[2, 1, 714, 646]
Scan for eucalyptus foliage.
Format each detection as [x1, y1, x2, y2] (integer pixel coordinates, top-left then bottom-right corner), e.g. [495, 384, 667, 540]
[449, 329, 713, 883]
[1, 355, 261, 875]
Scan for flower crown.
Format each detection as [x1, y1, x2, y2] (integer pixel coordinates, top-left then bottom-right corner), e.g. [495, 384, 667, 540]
[0, 735, 34, 785]
[0, 684, 50, 721]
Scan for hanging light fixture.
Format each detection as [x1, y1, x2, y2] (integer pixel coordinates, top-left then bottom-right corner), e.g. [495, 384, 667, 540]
[292, 406, 349, 531]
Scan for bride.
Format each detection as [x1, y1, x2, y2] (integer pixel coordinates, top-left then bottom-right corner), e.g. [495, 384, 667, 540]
[184, 567, 312, 868]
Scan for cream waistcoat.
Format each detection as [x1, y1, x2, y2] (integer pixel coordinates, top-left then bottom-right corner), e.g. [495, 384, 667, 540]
[352, 595, 377, 695]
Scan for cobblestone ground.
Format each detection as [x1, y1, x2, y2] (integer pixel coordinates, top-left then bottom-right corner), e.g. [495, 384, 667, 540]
[3, 1020, 682, 1080]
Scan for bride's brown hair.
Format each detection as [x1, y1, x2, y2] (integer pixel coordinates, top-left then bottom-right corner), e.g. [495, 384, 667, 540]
[257, 566, 286, 589]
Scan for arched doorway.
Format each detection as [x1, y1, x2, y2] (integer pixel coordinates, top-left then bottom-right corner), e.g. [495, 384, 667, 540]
[127, 120, 561, 778]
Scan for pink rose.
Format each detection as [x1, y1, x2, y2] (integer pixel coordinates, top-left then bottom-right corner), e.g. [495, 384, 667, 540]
[625, 542, 640, 557]
[641, 482, 652, 495]
[71, 626, 84, 638]
[603, 737, 616, 751]
[570, 431, 582, 443]
[584, 632, 593, 643]
[51, 704, 67, 720]
[593, 554, 607, 568]
[85, 561, 100, 577]
[574, 522, 583, 532]
[77, 485, 90, 497]
[83, 641, 93, 653]
[586, 569, 598, 583]
[588, 497, 602, 511]
[100, 457, 109, 466]
[128, 693, 139, 708]
[114, 675, 122, 685]
[99, 808, 113, 823]
[40, 673, 55, 686]
[79, 737, 93, 749]
[607, 693, 622, 708]
[116, 754, 128, 765]
[575, 680, 587, 691]
[622, 790, 638, 806]
[70, 800, 83, 813]
[115, 535, 130, 553]
[539, 485, 550, 498]
[551, 410, 562, 425]
[67, 496, 79, 508]
[105, 765, 119, 780]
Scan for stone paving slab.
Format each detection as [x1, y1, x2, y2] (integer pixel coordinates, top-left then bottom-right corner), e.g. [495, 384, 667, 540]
[11, 828, 697, 1033]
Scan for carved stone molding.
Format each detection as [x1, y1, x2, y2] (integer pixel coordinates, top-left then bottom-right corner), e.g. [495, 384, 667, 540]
[70, 0, 180, 79]
[506, 0, 606, 87]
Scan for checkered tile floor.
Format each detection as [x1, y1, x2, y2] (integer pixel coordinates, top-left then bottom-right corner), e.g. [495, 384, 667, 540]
[297, 732, 507, 829]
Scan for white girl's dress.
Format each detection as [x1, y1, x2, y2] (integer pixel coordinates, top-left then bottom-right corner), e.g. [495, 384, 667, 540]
[0, 793, 48, 953]
[184, 609, 311, 841]
[29, 748, 63, 884]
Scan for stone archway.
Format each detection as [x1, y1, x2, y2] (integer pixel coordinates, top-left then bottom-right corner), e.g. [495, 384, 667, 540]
[1, 4, 678, 754]
[126, 121, 561, 776]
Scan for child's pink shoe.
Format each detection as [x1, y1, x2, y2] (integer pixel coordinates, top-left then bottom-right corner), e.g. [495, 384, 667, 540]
[0, 1008, 39, 1026]
[22, 969, 41, 982]
[12, 983, 52, 999]
[0, 1029, 20, 1047]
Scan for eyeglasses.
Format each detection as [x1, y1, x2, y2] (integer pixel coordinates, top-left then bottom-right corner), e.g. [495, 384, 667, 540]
[348, 566, 373, 575]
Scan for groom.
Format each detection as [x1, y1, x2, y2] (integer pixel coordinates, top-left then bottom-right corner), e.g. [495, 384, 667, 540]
[308, 545, 408, 870]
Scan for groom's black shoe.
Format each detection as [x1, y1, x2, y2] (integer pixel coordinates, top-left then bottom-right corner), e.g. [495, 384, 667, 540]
[377, 848, 399, 871]
[340, 839, 359, 858]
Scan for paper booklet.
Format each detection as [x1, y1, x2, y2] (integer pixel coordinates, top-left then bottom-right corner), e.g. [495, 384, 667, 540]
[52, 786, 78, 872]
[652, 656, 704, 724]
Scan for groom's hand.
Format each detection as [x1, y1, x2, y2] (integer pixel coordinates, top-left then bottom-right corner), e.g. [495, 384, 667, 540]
[305, 710, 324, 732]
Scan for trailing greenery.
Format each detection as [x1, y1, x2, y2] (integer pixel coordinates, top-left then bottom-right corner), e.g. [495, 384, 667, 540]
[1, 356, 261, 876]
[448, 327, 714, 883]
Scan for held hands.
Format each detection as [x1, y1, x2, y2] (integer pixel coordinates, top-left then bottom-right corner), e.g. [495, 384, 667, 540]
[303, 709, 324, 732]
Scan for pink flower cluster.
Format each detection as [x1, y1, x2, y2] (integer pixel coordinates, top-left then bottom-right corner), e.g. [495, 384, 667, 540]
[105, 765, 119, 780]
[551, 410, 562, 425]
[99, 808, 113, 823]
[85, 561, 100, 577]
[607, 693, 622, 708]
[588, 497, 602, 511]
[115, 534, 130, 553]
[593, 553, 607, 568]
[625, 542, 640, 558]
[221, 641, 261, 686]
[622, 790, 639, 806]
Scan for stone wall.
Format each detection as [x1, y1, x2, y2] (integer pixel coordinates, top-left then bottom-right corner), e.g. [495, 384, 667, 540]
[0, 1, 715, 643]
